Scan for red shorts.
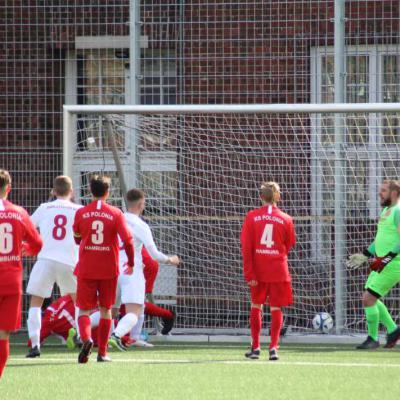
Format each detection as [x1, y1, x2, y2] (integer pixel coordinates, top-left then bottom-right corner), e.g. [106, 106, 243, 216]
[76, 277, 118, 310]
[250, 282, 293, 307]
[0, 294, 21, 331]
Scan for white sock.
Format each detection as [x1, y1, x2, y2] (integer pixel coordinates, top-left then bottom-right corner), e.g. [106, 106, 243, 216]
[130, 314, 145, 340]
[111, 319, 115, 333]
[27, 307, 42, 348]
[89, 311, 101, 329]
[75, 306, 81, 337]
[114, 313, 138, 338]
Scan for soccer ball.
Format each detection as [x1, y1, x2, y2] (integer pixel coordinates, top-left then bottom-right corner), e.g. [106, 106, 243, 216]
[312, 312, 334, 333]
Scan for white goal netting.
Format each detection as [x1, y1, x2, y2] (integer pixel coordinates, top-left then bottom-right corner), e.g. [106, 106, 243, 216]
[68, 108, 400, 334]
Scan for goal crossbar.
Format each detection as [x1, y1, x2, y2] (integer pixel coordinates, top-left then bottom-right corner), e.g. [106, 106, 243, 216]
[64, 102, 400, 115]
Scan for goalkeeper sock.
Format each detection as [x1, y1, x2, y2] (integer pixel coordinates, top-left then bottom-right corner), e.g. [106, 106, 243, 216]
[365, 305, 379, 341]
[97, 318, 112, 357]
[270, 309, 283, 350]
[376, 300, 397, 334]
[145, 302, 174, 319]
[250, 308, 262, 350]
[78, 315, 91, 342]
[27, 307, 42, 349]
[0, 339, 9, 378]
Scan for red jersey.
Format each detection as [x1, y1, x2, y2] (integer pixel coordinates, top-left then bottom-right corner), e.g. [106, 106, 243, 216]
[43, 294, 76, 335]
[0, 199, 42, 295]
[73, 200, 133, 279]
[241, 204, 296, 283]
[142, 247, 159, 294]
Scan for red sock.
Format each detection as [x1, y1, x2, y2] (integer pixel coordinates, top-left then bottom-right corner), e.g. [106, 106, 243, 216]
[78, 315, 91, 342]
[0, 339, 9, 378]
[270, 309, 283, 350]
[250, 308, 262, 350]
[97, 318, 112, 357]
[145, 302, 173, 319]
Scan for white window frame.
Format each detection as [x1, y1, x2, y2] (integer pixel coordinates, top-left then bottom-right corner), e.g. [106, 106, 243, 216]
[65, 37, 178, 197]
[310, 45, 400, 261]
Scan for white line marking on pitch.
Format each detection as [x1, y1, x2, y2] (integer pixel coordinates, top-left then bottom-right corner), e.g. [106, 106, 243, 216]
[8, 357, 400, 368]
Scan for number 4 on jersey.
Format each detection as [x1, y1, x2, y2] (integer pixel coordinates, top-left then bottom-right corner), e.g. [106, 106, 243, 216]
[260, 224, 274, 248]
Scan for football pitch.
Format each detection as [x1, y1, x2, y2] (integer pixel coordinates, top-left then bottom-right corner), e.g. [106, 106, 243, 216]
[1, 342, 400, 400]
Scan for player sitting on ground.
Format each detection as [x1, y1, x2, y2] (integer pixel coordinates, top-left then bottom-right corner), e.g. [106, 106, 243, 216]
[109, 188, 180, 351]
[241, 182, 296, 361]
[26, 175, 82, 358]
[0, 169, 42, 378]
[73, 175, 134, 363]
[347, 180, 400, 349]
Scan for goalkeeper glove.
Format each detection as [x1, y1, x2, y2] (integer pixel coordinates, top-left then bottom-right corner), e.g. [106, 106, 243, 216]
[346, 249, 372, 270]
[370, 252, 397, 272]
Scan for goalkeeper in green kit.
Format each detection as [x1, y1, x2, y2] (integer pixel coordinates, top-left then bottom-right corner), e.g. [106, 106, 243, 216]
[347, 180, 400, 349]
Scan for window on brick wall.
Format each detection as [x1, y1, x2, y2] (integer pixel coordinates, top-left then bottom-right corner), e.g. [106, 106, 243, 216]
[311, 47, 400, 261]
[66, 45, 177, 215]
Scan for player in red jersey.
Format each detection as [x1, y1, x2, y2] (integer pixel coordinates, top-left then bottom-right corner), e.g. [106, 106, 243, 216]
[73, 175, 134, 363]
[0, 169, 43, 377]
[241, 181, 296, 361]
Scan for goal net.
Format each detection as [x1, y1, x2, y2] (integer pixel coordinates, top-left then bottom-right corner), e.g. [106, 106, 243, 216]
[64, 104, 400, 335]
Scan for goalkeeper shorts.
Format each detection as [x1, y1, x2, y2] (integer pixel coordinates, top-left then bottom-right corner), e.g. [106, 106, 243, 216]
[365, 260, 400, 298]
[250, 282, 293, 307]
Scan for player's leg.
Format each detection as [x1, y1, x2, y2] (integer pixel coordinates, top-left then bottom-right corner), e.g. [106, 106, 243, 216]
[357, 290, 380, 349]
[96, 277, 118, 362]
[374, 263, 400, 348]
[76, 278, 98, 363]
[0, 330, 10, 378]
[111, 303, 141, 350]
[55, 261, 80, 339]
[245, 283, 267, 360]
[26, 295, 44, 357]
[358, 267, 400, 349]
[110, 268, 145, 350]
[0, 294, 22, 377]
[129, 312, 144, 340]
[26, 259, 55, 356]
[268, 282, 293, 361]
[145, 301, 175, 335]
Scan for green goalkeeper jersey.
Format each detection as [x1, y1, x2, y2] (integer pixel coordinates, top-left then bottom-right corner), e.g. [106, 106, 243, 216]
[368, 204, 400, 257]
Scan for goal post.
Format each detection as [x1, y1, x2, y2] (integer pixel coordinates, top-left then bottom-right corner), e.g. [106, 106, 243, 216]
[63, 102, 400, 335]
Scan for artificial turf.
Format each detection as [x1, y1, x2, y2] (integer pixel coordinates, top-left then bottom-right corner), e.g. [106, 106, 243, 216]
[1, 341, 400, 400]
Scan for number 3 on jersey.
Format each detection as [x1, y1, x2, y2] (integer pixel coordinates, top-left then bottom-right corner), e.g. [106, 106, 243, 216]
[260, 224, 274, 248]
[91, 220, 104, 244]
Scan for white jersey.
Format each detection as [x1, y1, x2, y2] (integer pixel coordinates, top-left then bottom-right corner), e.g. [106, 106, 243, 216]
[31, 199, 82, 266]
[119, 212, 168, 272]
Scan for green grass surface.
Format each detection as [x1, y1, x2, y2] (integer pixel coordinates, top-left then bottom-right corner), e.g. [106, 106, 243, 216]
[1, 340, 400, 400]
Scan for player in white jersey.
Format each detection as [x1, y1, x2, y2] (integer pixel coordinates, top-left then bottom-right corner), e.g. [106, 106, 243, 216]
[109, 188, 180, 351]
[26, 176, 82, 358]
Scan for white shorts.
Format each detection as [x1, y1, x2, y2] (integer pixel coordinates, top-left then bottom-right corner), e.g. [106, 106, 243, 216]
[114, 267, 145, 307]
[26, 258, 77, 298]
